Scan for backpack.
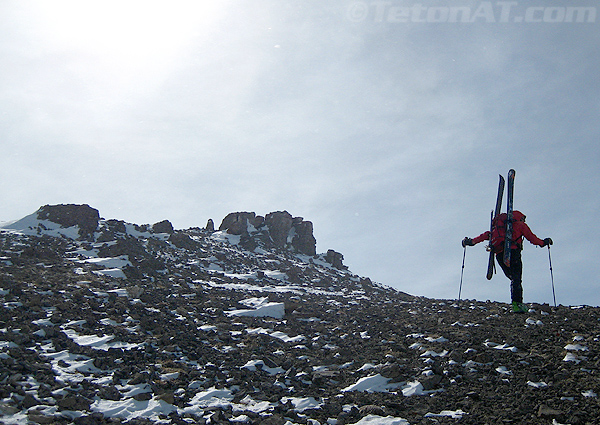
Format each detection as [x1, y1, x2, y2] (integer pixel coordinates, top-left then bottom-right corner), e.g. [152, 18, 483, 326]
[490, 210, 525, 252]
[490, 213, 507, 252]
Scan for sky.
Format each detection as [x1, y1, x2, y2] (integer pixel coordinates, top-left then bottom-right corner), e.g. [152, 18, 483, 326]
[1, 0, 599, 306]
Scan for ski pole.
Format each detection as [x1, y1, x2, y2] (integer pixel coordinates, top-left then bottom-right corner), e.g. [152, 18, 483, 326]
[459, 246, 466, 301]
[548, 245, 557, 307]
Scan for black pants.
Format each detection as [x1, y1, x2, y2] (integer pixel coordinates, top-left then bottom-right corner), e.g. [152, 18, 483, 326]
[495, 249, 523, 303]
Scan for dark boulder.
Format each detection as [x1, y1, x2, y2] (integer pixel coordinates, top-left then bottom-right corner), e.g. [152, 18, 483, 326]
[152, 220, 174, 234]
[37, 204, 99, 240]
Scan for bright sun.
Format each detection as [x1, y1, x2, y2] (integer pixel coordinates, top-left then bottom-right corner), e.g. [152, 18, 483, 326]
[35, 0, 226, 65]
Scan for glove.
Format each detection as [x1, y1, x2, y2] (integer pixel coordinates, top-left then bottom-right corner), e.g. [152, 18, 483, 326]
[462, 237, 474, 247]
[543, 238, 553, 246]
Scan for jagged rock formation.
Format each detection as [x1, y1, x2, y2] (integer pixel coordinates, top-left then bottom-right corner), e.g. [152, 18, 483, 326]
[11, 205, 324, 261]
[0, 205, 599, 425]
[220, 211, 318, 257]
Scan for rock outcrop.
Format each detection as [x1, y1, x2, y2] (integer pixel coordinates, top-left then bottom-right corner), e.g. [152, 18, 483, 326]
[325, 249, 345, 269]
[219, 210, 317, 256]
[264, 211, 294, 248]
[37, 204, 100, 239]
[291, 218, 317, 257]
[151, 220, 174, 234]
[220, 212, 263, 235]
[206, 218, 215, 233]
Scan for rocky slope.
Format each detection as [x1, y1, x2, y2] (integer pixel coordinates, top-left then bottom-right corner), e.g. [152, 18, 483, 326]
[0, 204, 599, 425]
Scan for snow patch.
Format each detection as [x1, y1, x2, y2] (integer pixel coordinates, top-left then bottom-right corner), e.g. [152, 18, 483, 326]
[0, 212, 81, 239]
[227, 297, 285, 319]
[350, 415, 410, 425]
[342, 374, 404, 393]
[425, 409, 467, 419]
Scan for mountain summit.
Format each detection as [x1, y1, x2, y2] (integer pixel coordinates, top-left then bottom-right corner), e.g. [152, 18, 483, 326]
[0, 204, 599, 424]
[1, 204, 345, 278]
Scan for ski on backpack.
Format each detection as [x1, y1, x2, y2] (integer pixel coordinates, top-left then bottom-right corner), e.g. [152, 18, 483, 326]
[503, 169, 516, 267]
[486, 174, 505, 280]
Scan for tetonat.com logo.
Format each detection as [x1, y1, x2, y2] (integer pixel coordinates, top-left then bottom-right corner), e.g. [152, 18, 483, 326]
[346, 1, 597, 23]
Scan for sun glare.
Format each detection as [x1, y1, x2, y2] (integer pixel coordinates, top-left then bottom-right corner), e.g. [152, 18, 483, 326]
[36, 1, 226, 63]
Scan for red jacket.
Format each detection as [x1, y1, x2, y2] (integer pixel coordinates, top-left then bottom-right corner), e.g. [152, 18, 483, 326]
[472, 211, 545, 252]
